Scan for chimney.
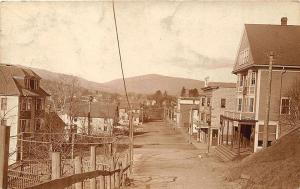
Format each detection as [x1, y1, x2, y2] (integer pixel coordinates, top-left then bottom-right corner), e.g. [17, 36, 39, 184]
[281, 17, 287, 26]
[204, 76, 209, 87]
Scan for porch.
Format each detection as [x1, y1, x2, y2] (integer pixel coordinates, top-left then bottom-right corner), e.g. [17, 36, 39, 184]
[219, 111, 257, 156]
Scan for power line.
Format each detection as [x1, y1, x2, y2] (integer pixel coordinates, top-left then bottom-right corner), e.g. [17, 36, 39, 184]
[111, 0, 134, 174]
[112, 0, 130, 109]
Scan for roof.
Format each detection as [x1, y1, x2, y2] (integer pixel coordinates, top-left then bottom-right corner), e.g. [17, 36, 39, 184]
[234, 24, 300, 73]
[118, 101, 141, 109]
[202, 82, 236, 91]
[0, 64, 49, 96]
[65, 102, 118, 118]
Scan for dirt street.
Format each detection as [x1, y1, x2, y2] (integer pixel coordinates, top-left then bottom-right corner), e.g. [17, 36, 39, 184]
[126, 121, 240, 189]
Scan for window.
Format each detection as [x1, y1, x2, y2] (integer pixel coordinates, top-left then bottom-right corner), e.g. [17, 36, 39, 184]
[251, 72, 256, 85]
[25, 79, 29, 89]
[35, 119, 42, 131]
[29, 79, 35, 90]
[258, 125, 277, 147]
[238, 48, 250, 65]
[221, 99, 226, 108]
[36, 98, 44, 111]
[239, 75, 243, 87]
[206, 115, 211, 126]
[200, 113, 205, 121]
[201, 98, 206, 106]
[249, 98, 254, 112]
[281, 97, 290, 115]
[21, 98, 26, 111]
[21, 97, 32, 111]
[1, 98, 7, 111]
[1, 119, 7, 126]
[237, 98, 242, 112]
[207, 98, 211, 107]
[20, 119, 30, 132]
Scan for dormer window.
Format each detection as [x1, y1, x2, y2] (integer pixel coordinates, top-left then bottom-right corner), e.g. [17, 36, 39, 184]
[25, 78, 39, 90]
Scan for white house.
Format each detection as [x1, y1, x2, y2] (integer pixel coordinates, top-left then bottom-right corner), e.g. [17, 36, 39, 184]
[0, 64, 50, 164]
[61, 102, 118, 135]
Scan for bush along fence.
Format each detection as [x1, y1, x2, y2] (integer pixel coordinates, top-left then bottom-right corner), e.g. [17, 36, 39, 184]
[0, 124, 131, 189]
[24, 147, 130, 189]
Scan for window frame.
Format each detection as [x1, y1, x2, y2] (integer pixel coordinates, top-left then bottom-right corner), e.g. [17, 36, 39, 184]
[251, 72, 256, 86]
[237, 98, 243, 112]
[280, 97, 291, 115]
[248, 97, 254, 113]
[221, 98, 226, 108]
[1, 97, 7, 111]
[1, 119, 7, 126]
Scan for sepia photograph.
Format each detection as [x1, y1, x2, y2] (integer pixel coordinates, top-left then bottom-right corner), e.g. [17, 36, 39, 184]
[0, 0, 300, 188]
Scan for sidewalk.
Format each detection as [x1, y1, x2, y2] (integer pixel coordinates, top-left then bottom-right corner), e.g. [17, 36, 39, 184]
[165, 120, 211, 154]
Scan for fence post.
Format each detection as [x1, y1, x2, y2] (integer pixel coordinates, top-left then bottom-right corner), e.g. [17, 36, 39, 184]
[0, 125, 10, 189]
[112, 157, 115, 189]
[51, 152, 61, 180]
[118, 162, 122, 188]
[100, 165, 105, 189]
[75, 156, 83, 189]
[90, 146, 96, 189]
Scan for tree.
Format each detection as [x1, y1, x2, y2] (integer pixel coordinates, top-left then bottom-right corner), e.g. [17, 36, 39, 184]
[189, 88, 199, 97]
[153, 90, 163, 105]
[180, 87, 186, 97]
[279, 80, 300, 136]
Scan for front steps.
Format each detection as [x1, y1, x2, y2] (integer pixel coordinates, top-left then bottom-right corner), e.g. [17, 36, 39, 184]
[214, 145, 238, 162]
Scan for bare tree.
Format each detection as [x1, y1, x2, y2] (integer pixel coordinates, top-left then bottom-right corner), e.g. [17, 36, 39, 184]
[279, 80, 300, 135]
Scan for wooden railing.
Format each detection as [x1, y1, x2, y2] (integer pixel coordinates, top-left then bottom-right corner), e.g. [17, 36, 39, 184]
[223, 111, 255, 121]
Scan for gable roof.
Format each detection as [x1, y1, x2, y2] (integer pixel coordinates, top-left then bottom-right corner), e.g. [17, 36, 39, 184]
[0, 64, 50, 96]
[233, 23, 300, 74]
[245, 24, 300, 67]
[64, 102, 118, 119]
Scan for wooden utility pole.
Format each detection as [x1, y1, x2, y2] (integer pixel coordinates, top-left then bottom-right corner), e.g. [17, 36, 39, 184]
[263, 52, 274, 149]
[0, 125, 10, 189]
[51, 152, 61, 180]
[90, 146, 96, 189]
[88, 95, 93, 135]
[129, 110, 134, 174]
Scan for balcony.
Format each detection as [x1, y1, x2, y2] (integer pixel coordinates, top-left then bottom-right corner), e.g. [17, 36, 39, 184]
[222, 111, 255, 121]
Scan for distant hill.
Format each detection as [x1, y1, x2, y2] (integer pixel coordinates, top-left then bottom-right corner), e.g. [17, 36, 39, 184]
[30, 67, 112, 92]
[102, 74, 204, 95]
[29, 67, 234, 96]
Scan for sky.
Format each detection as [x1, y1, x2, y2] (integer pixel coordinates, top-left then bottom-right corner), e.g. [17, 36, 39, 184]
[1, 1, 300, 83]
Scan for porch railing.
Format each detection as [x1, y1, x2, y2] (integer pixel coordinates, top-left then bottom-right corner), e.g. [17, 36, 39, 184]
[223, 111, 255, 121]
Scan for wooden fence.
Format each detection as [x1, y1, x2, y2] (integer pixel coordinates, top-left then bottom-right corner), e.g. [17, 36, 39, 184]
[22, 147, 130, 189]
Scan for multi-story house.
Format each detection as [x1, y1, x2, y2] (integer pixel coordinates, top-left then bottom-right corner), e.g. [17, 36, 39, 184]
[176, 97, 200, 133]
[118, 102, 141, 126]
[0, 64, 50, 163]
[198, 83, 236, 146]
[60, 102, 117, 135]
[220, 17, 300, 153]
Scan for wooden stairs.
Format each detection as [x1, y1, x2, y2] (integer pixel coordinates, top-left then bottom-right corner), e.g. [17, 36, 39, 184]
[214, 145, 238, 162]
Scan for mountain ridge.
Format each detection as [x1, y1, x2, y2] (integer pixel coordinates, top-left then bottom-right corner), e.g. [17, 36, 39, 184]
[26, 66, 235, 95]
